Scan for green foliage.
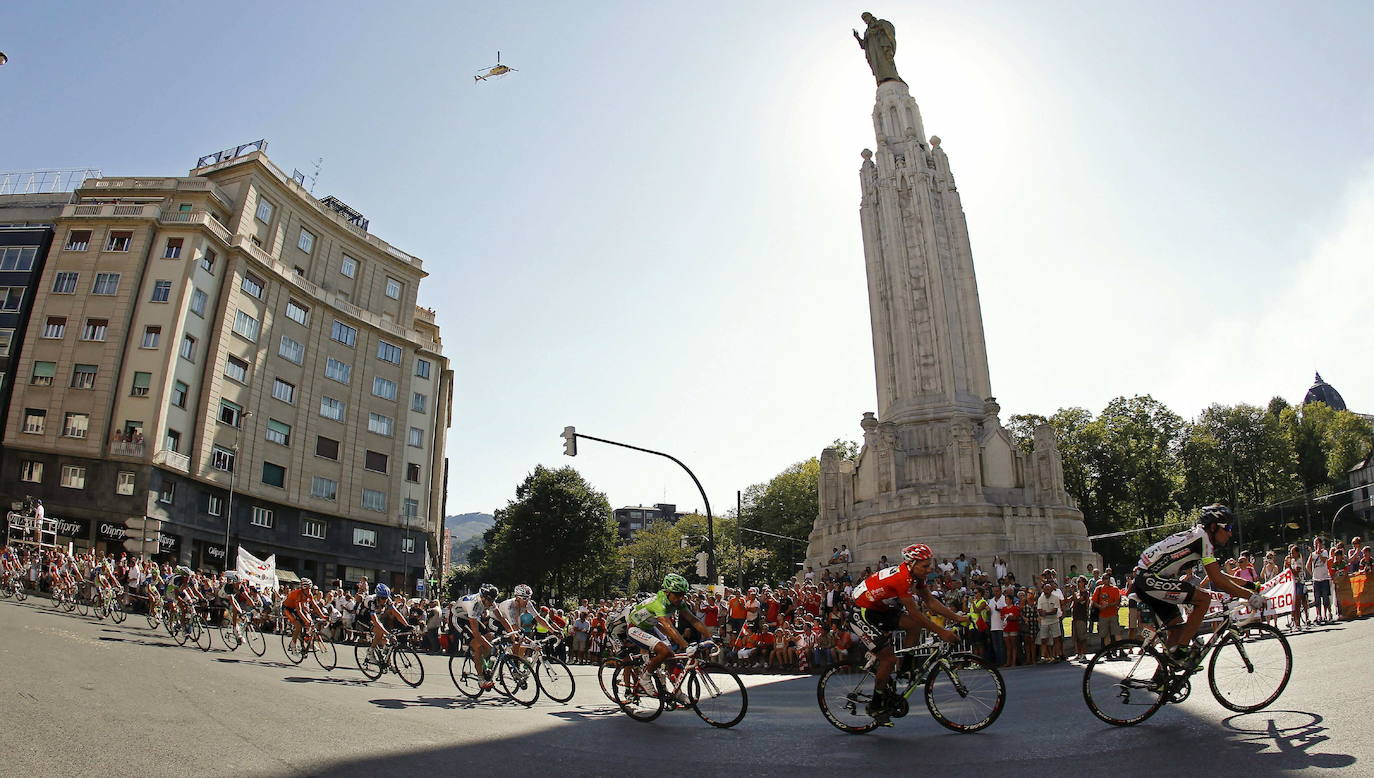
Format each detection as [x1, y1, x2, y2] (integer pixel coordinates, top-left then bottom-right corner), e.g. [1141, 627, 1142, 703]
[469, 465, 620, 602]
[676, 512, 771, 587]
[740, 458, 820, 583]
[828, 438, 862, 461]
[620, 518, 690, 593]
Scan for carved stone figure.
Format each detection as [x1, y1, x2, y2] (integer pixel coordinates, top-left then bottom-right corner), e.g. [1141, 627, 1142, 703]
[853, 12, 902, 85]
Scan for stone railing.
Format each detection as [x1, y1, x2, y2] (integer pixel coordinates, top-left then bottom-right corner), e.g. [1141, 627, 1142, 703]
[159, 209, 231, 243]
[60, 203, 161, 220]
[153, 449, 190, 472]
[111, 440, 145, 457]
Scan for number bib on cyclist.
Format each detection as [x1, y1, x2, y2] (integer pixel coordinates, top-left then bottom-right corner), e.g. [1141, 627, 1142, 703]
[852, 565, 926, 611]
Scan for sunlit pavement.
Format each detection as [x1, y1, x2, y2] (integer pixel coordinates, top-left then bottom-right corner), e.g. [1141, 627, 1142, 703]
[1, 598, 1365, 777]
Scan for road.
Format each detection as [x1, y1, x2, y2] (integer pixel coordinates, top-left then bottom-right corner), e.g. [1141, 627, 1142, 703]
[0, 596, 1363, 777]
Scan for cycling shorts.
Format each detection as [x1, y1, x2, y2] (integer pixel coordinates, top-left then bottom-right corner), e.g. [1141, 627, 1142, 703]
[627, 625, 668, 653]
[284, 605, 305, 625]
[1131, 572, 1197, 624]
[458, 616, 496, 642]
[853, 607, 902, 651]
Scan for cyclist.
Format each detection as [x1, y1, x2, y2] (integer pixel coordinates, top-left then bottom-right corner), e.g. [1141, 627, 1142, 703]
[625, 574, 713, 703]
[1133, 504, 1265, 669]
[850, 543, 971, 725]
[364, 583, 414, 662]
[453, 584, 501, 689]
[282, 580, 314, 651]
[495, 584, 556, 659]
[219, 572, 249, 637]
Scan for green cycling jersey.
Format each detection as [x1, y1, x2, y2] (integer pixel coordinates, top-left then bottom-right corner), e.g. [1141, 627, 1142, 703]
[627, 590, 691, 630]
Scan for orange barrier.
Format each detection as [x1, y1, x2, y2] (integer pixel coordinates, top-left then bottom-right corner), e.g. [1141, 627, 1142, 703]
[1334, 573, 1374, 619]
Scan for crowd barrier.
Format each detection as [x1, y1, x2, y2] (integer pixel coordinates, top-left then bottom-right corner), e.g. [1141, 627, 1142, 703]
[1335, 573, 1374, 619]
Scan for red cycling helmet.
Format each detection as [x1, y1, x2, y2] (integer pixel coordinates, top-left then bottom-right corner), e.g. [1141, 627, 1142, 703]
[902, 543, 933, 563]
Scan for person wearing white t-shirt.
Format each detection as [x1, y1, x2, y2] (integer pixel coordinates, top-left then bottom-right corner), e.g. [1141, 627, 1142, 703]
[1308, 537, 1334, 624]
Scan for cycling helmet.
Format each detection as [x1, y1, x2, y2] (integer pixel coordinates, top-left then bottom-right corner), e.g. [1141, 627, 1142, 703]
[663, 573, 690, 593]
[1198, 504, 1234, 529]
[513, 583, 533, 598]
[902, 543, 933, 563]
[175, 565, 193, 575]
[479, 583, 499, 600]
[374, 583, 391, 599]
[299, 577, 312, 588]
[223, 571, 241, 582]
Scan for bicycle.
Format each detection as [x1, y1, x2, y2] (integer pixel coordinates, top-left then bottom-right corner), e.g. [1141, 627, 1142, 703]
[355, 629, 425, 687]
[283, 616, 338, 670]
[610, 640, 748, 728]
[817, 633, 1006, 734]
[0, 571, 28, 601]
[449, 632, 539, 704]
[97, 586, 127, 623]
[519, 635, 576, 703]
[220, 607, 267, 656]
[1082, 597, 1292, 726]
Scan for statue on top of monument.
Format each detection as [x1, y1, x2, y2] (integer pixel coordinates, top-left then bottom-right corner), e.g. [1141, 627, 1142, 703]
[853, 12, 901, 85]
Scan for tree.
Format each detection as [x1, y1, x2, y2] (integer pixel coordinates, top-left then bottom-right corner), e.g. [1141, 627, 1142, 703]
[740, 458, 820, 583]
[676, 512, 770, 587]
[620, 518, 690, 593]
[828, 438, 862, 461]
[470, 465, 620, 602]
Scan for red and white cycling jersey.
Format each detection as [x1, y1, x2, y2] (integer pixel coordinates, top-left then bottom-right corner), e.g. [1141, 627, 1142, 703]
[851, 564, 927, 611]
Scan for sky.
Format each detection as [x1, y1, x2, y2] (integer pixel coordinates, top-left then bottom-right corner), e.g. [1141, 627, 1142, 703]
[2, 1, 1371, 519]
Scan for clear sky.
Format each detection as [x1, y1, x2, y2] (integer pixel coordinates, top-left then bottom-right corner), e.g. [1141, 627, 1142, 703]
[3, 1, 1371, 520]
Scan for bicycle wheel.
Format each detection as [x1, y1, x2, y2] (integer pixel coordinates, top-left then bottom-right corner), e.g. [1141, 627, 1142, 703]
[450, 653, 485, 699]
[13, 584, 26, 602]
[1083, 639, 1169, 726]
[173, 616, 190, 646]
[220, 622, 243, 652]
[533, 657, 576, 703]
[610, 664, 664, 722]
[817, 662, 881, 734]
[393, 647, 426, 688]
[313, 636, 339, 671]
[110, 601, 127, 624]
[925, 653, 1005, 733]
[355, 643, 385, 680]
[74, 594, 89, 617]
[245, 623, 267, 656]
[145, 603, 161, 629]
[687, 662, 748, 728]
[282, 631, 306, 664]
[597, 657, 623, 703]
[1207, 623, 1292, 713]
[497, 655, 540, 706]
[193, 619, 211, 652]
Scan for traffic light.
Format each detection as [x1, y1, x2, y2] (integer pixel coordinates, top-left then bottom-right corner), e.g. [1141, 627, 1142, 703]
[562, 426, 577, 456]
[696, 551, 709, 578]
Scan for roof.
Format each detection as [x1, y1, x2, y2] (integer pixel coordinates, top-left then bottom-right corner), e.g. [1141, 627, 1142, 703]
[1303, 372, 1347, 411]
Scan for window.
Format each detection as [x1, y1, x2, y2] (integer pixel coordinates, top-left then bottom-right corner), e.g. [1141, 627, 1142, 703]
[297, 229, 315, 253]
[372, 376, 397, 400]
[233, 310, 259, 341]
[61, 465, 86, 489]
[368, 413, 393, 436]
[131, 372, 152, 397]
[361, 490, 386, 513]
[171, 380, 188, 408]
[250, 506, 274, 528]
[265, 418, 290, 445]
[81, 318, 108, 341]
[207, 494, 223, 516]
[385, 277, 402, 299]
[92, 272, 120, 295]
[330, 320, 357, 347]
[180, 335, 197, 361]
[200, 249, 216, 274]
[63, 412, 89, 438]
[140, 325, 161, 348]
[163, 238, 183, 259]
[364, 450, 388, 473]
[315, 435, 339, 460]
[116, 471, 135, 495]
[319, 396, 344, 421]
[325, 358, 351, 384]
[21, 461, 43, 483]
[241, 273, 264, 299]
[261, 462, 285, 488]
[310, 478, 337, 501]
[255, 198, 274, 223]
[0, 246, 36, 270]
[340, 255, 357, 278]
[277, 335, 304, 364]
[406, 463, 421, 483]
[415, 358, 431, 379]
[218, 399, 244, 427]
[53, 272, 79, 293]
[403, 498, 419, 519]
[105, 231, 132, 252]
[30, 362, 55, 386]
[151, 280, 172, 302]
[353, 527, 377, 547]
[189, 288, 207, 316]
[158, 482, 175, 504]
[408, 427, 424, 448]
[0, 329, 10, 357]
[65, 230, 91, 251]
[411, 392, 427, 413]
[22, 409, 45, 434]
[211, 445, 236, 472]
[376, 340, 401, 364]
[271, 378, 295, 404]
[0, 287, 25, 311]
[401, 537, 416, 554]
[71, 364, 97, 389]
[285, 299, 309, 325]
[41, 316, 66, 339]
[225, 355, 249, 383]
[303, 517, 327, 538]
[164, 428, 181, 452]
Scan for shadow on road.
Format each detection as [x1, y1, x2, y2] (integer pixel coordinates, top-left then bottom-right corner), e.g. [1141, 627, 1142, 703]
[1220, 709, 1355, 770]
[283, 675, 374, 687]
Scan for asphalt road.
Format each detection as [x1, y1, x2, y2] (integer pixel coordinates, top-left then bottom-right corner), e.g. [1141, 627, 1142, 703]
[1, 596, 1365, 777]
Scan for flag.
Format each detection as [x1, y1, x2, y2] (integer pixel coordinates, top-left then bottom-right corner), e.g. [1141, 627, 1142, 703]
[236, 546, 278, 591]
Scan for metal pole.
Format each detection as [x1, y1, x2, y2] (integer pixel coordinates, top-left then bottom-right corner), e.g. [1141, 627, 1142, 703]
[1331, 502, 1353, 540]
[222, 412, 250, 573]
[737, 490, 743, 591]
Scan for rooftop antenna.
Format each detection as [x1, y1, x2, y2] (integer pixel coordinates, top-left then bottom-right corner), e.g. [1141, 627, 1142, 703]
[308, 157, 323, 193]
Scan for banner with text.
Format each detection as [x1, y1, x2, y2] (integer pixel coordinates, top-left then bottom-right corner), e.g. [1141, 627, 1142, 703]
[1205, 567, 1295, 620]
[236, 547, 278, 591]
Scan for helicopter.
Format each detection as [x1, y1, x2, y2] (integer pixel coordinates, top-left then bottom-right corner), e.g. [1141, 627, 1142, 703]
[474, 52, 517, 83]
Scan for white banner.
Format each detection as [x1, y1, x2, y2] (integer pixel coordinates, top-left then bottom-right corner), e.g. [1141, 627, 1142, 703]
[1206, 567, 1295, 619]
[236, 547, 278, 591]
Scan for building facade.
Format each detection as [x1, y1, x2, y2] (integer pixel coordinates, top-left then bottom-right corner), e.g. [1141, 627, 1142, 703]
[1, 149, 452, 590]
[614, 503, 683, 542]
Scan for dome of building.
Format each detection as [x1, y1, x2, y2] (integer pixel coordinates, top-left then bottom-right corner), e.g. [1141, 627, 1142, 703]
[1303, 372, 1347, 411]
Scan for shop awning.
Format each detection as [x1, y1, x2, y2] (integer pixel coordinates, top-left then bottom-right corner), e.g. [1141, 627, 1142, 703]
[276, 569, 300, 583]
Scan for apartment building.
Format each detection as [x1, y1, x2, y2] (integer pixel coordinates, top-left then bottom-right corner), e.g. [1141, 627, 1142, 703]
[1, 148, 452, 589]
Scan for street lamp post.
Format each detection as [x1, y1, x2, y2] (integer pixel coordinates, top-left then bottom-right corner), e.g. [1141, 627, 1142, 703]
[222, 410, 252, 573]
[1330, 502, 1354, 540]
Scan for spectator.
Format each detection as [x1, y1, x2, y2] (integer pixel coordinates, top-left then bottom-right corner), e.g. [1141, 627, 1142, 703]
[1308, 537, 1333, 625]
[1019, 589, 1039, 665]
[1286, 545, 1308, 631]
[813, 625, 836, 668]
[571, 610, 591, 662]
[840, 544, 852, 563]
[726, 589, 747, 644]
[1068, 577, 1091, 662]
[993, 556, 1007, 583]
[1000, 589, 1021, 667]
[1092, 576, 1122, 659]
[1036, 582, 1064, 663]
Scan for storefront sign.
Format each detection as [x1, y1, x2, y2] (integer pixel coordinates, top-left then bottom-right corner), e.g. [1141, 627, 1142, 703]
[51, 517, 90, 538]
[98, 522, 130, 542]
[207, 544, 226, 561]
[157, 532, 180, 554]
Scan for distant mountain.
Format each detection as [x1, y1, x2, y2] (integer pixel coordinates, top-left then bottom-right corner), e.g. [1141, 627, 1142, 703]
[445, 513, 494, 565]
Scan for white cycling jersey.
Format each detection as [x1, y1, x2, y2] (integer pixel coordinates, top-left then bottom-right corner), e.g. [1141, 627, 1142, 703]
[496, 597, 537, 628]
[454, 593, 489, 620]
[1137, 525, 1216, 579]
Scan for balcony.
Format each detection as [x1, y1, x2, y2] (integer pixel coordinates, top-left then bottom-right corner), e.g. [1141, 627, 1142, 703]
[159, 209, 231, 243]
[153, 449, 190, 473]
[61, 203, 161, 220]
[111, 440, 145, 458]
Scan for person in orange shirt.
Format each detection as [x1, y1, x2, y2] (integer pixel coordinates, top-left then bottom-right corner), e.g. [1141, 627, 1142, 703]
[1091, 576, 1122, 659]
[727, 590, 747, 643]
[733, 623, 759, 666]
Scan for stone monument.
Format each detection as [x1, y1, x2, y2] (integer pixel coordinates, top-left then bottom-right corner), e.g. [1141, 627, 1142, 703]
[807, 14, 1097, 579]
